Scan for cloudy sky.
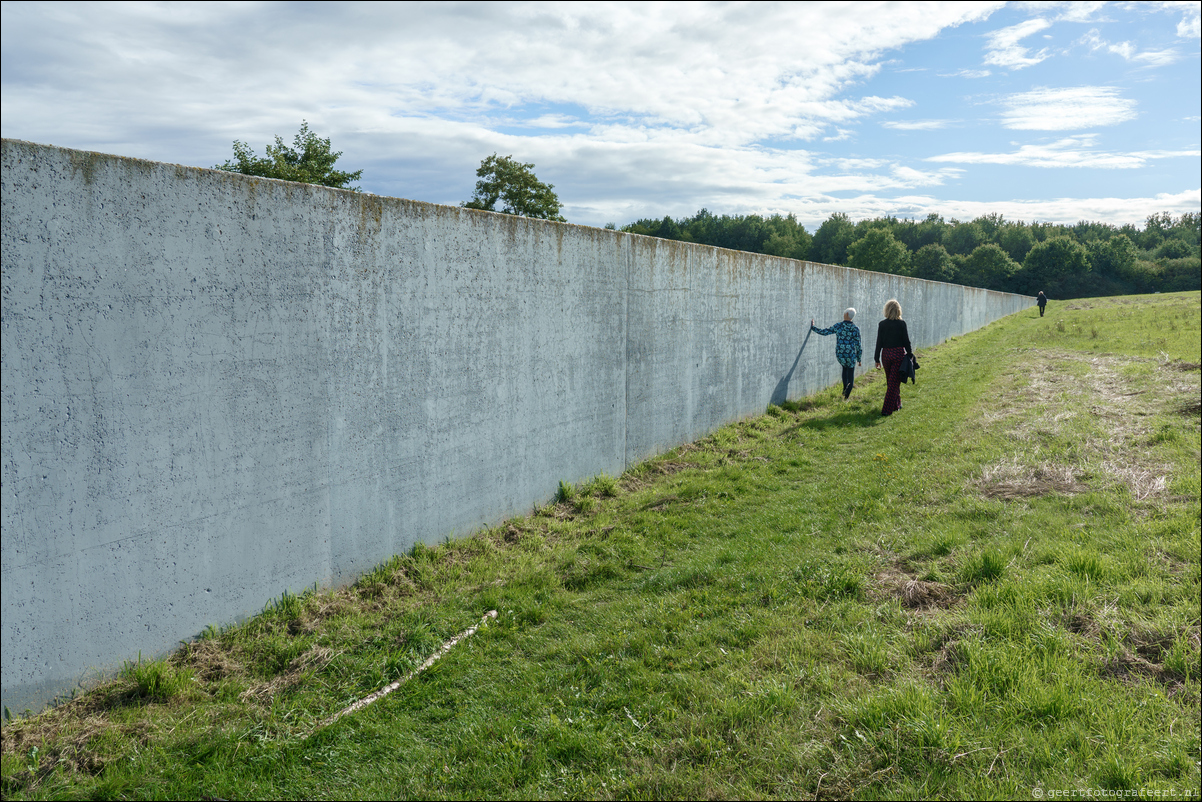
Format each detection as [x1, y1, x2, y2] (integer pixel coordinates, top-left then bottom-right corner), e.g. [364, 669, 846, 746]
[2, 1, 1199, 229]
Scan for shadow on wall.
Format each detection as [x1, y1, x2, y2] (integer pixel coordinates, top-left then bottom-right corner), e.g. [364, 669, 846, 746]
[770, 328, 812, 406]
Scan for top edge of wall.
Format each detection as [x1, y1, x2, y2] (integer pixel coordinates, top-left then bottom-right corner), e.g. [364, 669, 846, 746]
[1, 137, 1031, 300]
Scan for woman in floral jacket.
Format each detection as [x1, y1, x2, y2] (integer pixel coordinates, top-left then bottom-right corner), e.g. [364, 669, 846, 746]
[811, 308, 862, 401]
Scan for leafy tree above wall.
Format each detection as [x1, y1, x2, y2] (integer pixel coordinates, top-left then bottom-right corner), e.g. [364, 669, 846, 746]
[462, 154, 565, 221]
[214, 121, 363, 190]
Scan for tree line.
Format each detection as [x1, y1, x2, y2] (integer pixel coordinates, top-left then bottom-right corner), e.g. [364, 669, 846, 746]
[214, 123, 1198, 299]
[619, 210, 1200, 299]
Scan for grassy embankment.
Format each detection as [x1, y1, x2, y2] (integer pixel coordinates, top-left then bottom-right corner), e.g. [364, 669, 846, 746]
[2, 292, 1199, 800]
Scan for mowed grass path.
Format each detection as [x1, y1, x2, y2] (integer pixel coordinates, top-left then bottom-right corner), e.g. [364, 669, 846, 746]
[3, 292, 1199, 800]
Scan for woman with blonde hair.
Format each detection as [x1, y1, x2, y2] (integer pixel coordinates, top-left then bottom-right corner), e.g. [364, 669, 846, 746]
[873, 299, 912, 416]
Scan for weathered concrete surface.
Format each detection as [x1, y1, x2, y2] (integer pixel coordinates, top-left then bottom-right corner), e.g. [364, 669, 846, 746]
[1, 139, 1031, 713]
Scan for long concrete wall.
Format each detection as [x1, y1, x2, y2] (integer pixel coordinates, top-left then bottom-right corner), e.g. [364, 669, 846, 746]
[1, 139, 1031, 713]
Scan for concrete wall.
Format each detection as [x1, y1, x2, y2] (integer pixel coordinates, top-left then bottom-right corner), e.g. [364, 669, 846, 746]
[1, 139, 1031, 713]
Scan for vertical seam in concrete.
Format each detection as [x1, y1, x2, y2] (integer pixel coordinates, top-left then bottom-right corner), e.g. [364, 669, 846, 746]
[321, 215, 335, 586]
[622, 235, 630, 472]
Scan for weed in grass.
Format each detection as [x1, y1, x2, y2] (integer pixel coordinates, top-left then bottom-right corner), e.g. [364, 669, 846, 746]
[121, 654, 194, 703]
[1161, 634, 1200, 682]
[1095, 751, 1143, 791]
[929, 532, 962, 557]
[961, 549, 1006, 585]
[1064, 548, 1110, 582]
[841, 628, 893, 676]
[579, 473, 618, 498]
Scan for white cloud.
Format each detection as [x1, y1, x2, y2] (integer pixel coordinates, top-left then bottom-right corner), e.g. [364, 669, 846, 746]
[926, 135, 1200, 169]
[831, 157, 891, 170]
[881, 119, 952, 130]
[984, 18, 1053, 69]
[1081, 28, 1180, 66]
[1177, 7, 1201, 38]
[890, 164, 962, 185]
[1000, 87, 1137, 130]
[1052, 2, 1108, 24]
[940, 68, 993, 78]
[0, 2, 993, 160]
[1104, 39, 1134, 58]
[744, 188, 1202, 231]
[863, 189, 1202, 228]
[1130, 47, 1181, 65]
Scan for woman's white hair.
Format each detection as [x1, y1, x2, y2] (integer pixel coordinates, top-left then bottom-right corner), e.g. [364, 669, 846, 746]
[844, 307, 856, 320]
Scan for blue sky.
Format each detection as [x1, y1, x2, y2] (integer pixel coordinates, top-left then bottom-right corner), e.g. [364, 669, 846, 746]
[2, 1, 1198, 230]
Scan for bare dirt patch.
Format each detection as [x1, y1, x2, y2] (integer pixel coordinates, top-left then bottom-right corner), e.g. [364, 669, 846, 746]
[1100, 650, 1172, 685]
[1056, 613, 1199, 691]
[1057, 609, 1100, 638]
[642, 494, 682, 511]
[928, 627, 981, 677]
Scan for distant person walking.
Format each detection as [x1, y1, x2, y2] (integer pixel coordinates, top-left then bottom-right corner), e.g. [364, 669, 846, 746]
[811, 308, 862, 401]
[1037, 291, 1047, 317]
[874, 299, 912, 417]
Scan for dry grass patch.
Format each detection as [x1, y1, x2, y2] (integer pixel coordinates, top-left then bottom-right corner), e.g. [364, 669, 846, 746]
[1101, 460, 1170, 500]
[977, 458, 1087, 498]
[874, 566, 957, 611]
[620, 460, 696, 491]
[237, 646, 339, 705]
[973, 349, 1195, 501]
[1, 716, 153, 796]
[181, 638, 245, 683]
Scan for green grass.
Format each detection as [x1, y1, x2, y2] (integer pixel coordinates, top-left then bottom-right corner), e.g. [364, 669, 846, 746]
[3, 291, 1199, 800]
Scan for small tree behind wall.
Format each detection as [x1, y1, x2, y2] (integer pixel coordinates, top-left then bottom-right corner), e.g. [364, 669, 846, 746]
[462, 154, 565, 221]
[215, 121, 363, 190]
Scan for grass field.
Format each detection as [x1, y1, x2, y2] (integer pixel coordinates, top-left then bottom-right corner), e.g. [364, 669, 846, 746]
[3, 292, 1199, 801]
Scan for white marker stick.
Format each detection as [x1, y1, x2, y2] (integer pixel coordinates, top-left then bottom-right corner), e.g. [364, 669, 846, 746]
[318, 610, 498, 729]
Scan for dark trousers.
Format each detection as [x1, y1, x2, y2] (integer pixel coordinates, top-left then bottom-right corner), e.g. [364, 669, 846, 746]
[880, 347, 906, 415]
[842, 365, 855, 398]
[1039, 304, 1045, 316]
